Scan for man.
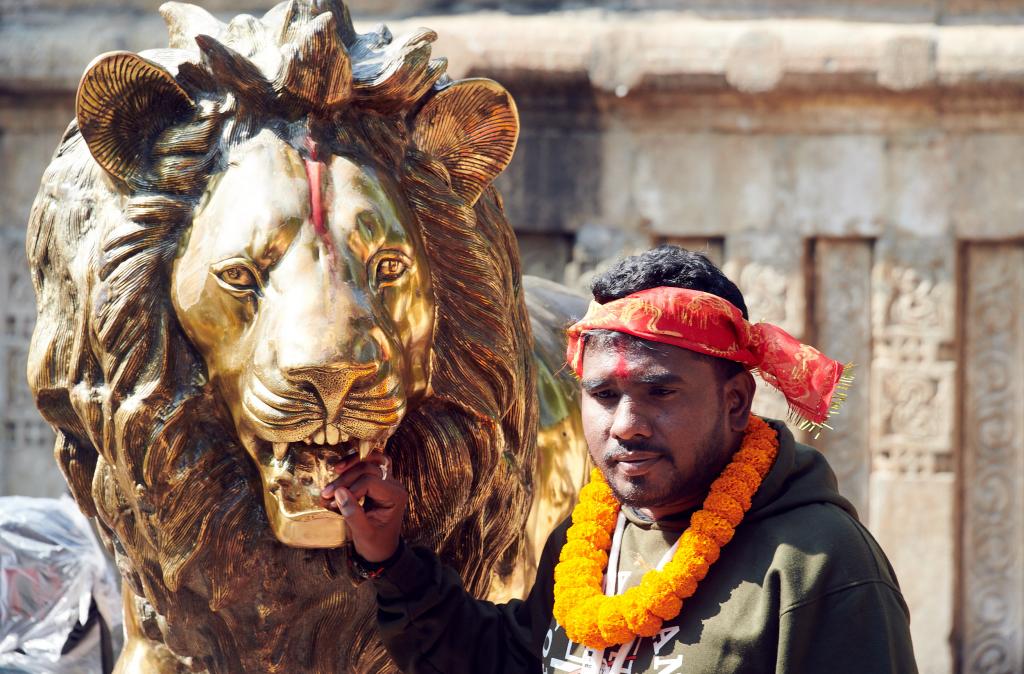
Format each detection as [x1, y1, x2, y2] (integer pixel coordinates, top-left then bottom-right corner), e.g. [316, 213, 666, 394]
[321, 246, 918, 673]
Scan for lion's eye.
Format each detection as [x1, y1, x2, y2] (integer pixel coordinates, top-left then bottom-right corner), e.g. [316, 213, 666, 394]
[376, 257, 408, 284]
[217, 265, 260, 292]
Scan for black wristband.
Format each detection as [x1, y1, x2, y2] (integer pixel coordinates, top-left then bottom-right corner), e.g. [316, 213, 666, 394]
[346, 539, 405, 584]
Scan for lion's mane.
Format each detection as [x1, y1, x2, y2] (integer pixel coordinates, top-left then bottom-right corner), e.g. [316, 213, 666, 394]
[27, 3, 535, 671]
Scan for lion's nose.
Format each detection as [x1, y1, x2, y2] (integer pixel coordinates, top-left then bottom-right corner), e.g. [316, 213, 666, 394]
[286, 362, 378, 421]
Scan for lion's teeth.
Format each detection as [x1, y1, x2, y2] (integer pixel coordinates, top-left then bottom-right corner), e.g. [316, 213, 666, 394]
[303, 437, 312, 445]
[325, 425, 340, 445]
[340, 432, 350, 443]
[313, 429, 326, 445]
[358, 439, 372, 459]
[272, 443, 288, 460]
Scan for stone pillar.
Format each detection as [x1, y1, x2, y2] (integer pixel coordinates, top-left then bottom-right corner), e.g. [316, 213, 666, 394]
[961, 244, 1024, 674]
[868, 235, 956, 674]
[812, 239, 872, 519]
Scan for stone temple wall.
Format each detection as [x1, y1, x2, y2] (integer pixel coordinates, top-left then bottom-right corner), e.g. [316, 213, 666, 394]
[4, 2, 1024, 672]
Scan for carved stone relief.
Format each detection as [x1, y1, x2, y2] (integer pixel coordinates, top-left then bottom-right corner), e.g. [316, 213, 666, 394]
[870, 236, 955, 475]
[812, 239, 872, 517]
[961, 244, 1024, 674]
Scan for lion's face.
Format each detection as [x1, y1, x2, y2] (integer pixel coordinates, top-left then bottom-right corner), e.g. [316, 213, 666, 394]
[171, 129, 435, 547]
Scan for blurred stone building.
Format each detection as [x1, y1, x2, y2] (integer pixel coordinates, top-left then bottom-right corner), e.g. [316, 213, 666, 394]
[3, 1, 1024, 672]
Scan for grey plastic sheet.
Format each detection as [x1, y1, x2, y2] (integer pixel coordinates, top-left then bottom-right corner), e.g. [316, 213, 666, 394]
[0, 496, 121, 673]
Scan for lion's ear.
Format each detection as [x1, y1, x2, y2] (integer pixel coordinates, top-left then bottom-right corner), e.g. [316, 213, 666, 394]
[76, 51, 195, 188]
[411, 78, 519, 207]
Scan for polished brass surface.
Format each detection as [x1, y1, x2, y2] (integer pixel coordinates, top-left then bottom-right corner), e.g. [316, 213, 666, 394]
[171, 132, 436, 548]
[27, 1, 587, 672]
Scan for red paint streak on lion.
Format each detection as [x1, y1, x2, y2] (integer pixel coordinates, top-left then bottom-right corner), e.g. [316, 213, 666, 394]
[303, 139, 333, 256]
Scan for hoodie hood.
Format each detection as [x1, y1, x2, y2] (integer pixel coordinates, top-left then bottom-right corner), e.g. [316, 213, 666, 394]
[746, 418, 857, 523]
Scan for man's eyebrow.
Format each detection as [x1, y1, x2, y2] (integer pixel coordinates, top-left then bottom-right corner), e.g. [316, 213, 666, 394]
[579, 372, 684, 390]
[635, 372, 684, 386]
[580, 378, 604, 391]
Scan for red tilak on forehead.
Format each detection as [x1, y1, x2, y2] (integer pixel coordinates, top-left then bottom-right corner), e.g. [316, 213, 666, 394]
[612, 345, 632, 379]
[303, 139, 327, 237]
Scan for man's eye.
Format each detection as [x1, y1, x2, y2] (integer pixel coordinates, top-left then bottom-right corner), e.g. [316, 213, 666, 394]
[217, 265, 260, 291]
[650, 387, 676, 397]
[592, 389, 619, 401]
[376, 257, 408, 283]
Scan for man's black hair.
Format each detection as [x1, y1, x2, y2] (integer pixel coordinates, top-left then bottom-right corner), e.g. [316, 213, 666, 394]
[591, 244, 748, 319]
[588, 245, 749, 382]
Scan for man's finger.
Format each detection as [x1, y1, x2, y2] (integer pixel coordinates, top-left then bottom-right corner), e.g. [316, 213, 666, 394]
[341, 473, 405, 508]
[322, 462, 385, 500]
[334, 487, 373, 540]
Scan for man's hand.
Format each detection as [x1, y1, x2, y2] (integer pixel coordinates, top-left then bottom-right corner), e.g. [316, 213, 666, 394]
[321, 450, 407, 563]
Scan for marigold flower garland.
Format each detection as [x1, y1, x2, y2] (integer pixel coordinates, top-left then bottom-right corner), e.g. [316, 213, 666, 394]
[552, 415, 780, 649]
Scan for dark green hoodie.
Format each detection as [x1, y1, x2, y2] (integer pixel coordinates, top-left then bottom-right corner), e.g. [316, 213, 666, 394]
[373, 420, 917, 673]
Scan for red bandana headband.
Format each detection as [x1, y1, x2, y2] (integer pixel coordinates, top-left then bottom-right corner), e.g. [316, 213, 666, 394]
[565, 286, 853, 433]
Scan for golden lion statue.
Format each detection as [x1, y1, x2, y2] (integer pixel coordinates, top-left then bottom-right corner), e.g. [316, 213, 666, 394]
[26, 1, 587, 671]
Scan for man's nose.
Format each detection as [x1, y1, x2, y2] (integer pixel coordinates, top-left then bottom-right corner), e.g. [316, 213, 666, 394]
[609, 398, 652, 440]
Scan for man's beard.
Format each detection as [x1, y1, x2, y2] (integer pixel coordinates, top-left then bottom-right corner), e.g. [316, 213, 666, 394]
[603, 423, 729, 511]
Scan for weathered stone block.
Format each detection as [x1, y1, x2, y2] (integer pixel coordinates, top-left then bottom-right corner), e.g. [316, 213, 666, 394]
[868, 473, 953, 674]
[603, 131, 776, 236]
[787, 134, 886, 237]
[885, 133, 952, 238]
[951, 134, 1024, 240]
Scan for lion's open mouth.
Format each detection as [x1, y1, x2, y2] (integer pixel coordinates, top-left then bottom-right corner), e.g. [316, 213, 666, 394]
[268, 426, 387, 494]
[254, 425, 390, 548]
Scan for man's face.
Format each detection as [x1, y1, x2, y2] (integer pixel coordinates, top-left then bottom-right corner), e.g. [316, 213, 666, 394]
[579, 335, 737, 517]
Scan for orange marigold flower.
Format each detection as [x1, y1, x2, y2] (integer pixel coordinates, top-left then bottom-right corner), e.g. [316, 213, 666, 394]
[678, 530, 720, 563]
[666, 569, 699, 599]
[709, 475, 753, 510]
[566, 521, 612, 550]
[598, 596, 634, 644]
[690, 511, 735, 547]
[554, 585, 601, 623]
[572, 501, 618, 531]
[554, 558, 602, 585]
[566, 597, 610, 649]
[559, 539, 609, 566]
[702, 491, 744, 527]
[720, 462, 761, 492]
[580, 476, 619, 508]
[638, 572, 682, 620]
[667, 547, 711, 582]
[620, 588, 663, 637]
[733, 447, 775, 478]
